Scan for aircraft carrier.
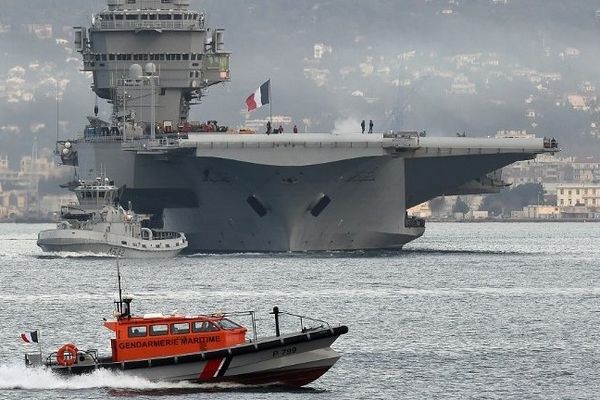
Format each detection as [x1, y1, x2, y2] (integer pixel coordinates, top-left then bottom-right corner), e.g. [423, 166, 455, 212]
[59, 0, 559, 252]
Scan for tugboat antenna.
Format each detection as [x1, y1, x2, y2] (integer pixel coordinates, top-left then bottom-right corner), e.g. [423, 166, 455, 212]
[115, 257, 132, 318]
[117, 257, 123, 314]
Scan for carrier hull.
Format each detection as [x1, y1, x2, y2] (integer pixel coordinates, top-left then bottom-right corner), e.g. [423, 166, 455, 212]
[74, 140, 425, 252]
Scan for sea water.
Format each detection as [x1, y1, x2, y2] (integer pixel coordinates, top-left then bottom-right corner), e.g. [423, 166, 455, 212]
[0, 222, 598, 399]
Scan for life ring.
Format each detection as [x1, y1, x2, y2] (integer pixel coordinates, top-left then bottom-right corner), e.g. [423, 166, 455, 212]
[56, 343, 78, 367]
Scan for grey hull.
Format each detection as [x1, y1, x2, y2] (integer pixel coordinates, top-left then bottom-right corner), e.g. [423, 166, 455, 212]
[76, 141, 424, 252]
[37, 230, 184, 258]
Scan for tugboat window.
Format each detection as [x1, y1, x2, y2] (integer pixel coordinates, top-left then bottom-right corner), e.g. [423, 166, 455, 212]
[128, 326, 147, 337]
[171, 323, 190, 334]
[150, 324, 169, 336]
[192, 321, 219, 332]
[218, 319, 242, 329]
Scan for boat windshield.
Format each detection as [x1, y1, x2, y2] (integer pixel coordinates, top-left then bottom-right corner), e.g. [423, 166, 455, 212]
[192, 320, 219, 332]
[217, 318, 242, 330]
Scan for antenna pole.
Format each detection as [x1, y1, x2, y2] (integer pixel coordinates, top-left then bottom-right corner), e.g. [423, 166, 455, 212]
[117, 258, 123, 314]
[269, 78, 272, 125]
[56, 80, 60, 142]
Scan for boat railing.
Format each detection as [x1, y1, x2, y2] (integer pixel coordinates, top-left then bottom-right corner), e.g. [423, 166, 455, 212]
[150, 230, 182, 241]
[43, 349, 99, 367]
[274, 308, 332, 333]
[93, 20, 202, 31]
[219, 310, 258, 342]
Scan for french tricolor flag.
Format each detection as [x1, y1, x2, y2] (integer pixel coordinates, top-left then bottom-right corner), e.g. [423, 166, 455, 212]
[21, 331, 39, 344]
[246, 80, 270, 112]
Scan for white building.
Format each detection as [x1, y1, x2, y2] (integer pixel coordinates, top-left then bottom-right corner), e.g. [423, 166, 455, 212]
[556, 183, 600, 207]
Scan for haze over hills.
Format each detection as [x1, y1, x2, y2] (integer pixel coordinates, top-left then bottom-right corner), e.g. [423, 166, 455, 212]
[1, 0, 600, 167]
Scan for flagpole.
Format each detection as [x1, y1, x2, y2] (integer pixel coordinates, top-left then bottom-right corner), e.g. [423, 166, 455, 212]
[37, 330, 43, 361]
[269, 78, 272, 125]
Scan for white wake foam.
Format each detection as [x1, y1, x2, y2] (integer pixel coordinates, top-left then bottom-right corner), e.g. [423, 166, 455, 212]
[0, 364, 200, 390]
[35, 251, 113, 259]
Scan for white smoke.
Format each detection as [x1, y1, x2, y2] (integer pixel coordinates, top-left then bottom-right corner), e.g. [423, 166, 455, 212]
[331, 117, 363, 135]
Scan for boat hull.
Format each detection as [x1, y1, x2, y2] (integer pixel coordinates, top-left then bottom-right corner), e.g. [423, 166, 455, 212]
[48, 326, 347, 387]
[37, 229, 184, 258]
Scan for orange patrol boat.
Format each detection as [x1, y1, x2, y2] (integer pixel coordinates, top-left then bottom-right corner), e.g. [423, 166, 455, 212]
[24, 264, 348, 387]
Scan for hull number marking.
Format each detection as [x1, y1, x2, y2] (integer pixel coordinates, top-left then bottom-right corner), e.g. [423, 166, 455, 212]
[272, 346, 296, 358]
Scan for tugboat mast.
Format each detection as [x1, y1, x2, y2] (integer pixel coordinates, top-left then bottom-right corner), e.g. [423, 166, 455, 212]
[115, 258, 132, 318]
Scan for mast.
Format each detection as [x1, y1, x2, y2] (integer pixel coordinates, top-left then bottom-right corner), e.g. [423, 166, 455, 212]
[117, 257, 123, 311]
[115, 257, 131, 318]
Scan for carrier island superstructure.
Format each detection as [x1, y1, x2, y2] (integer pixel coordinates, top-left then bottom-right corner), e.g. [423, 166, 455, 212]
[60, 0, 559, 252]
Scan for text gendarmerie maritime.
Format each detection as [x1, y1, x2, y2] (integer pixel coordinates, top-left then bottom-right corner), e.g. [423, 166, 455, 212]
[119, 336, 221, 350]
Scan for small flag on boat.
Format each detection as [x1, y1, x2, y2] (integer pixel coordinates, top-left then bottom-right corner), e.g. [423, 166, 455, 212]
[245, 80, 270, 112]
[21, 331, 39, 344]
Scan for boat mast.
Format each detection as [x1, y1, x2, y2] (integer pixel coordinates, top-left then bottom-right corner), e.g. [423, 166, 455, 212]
[117, 257, 123, 312]
[115, 258, 132, 318]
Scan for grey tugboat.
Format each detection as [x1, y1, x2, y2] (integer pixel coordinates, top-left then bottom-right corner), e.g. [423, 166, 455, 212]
[37, 175, 187, 258]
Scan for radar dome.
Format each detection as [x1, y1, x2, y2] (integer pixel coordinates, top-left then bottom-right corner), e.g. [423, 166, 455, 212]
[144, 63, 157, 75]
[129, 64, 143, 80]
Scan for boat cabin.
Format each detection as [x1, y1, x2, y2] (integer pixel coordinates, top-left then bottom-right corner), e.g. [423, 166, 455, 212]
[73, 176, 119, 210]
[103, 300, 247, 362]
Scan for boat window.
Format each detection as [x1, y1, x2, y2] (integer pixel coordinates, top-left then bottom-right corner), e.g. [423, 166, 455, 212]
[141, 14, 148, 20]
[159, 14, 171, 20]
[218, 319, 242, 330]
[149, 14, 157, 20]
[192, 321, 219, 332]
[128, 326, 147, 338]
[171, 322, 190, 334]
[174, 14, 183, 20]
[115, 14, 124, 20]
[126, 14, 138, 20]
[150, 324, 169, 336]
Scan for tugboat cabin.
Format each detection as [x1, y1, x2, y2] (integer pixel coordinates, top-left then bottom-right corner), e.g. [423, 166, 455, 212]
[104, 298, 246, 362]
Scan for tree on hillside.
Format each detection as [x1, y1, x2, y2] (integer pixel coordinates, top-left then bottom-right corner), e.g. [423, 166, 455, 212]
[452, 196, 470, 214]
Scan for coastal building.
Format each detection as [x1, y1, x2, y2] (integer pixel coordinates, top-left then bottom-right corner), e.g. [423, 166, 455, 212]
[511, 205, 560, 220]
[556, 183, 600, 208]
